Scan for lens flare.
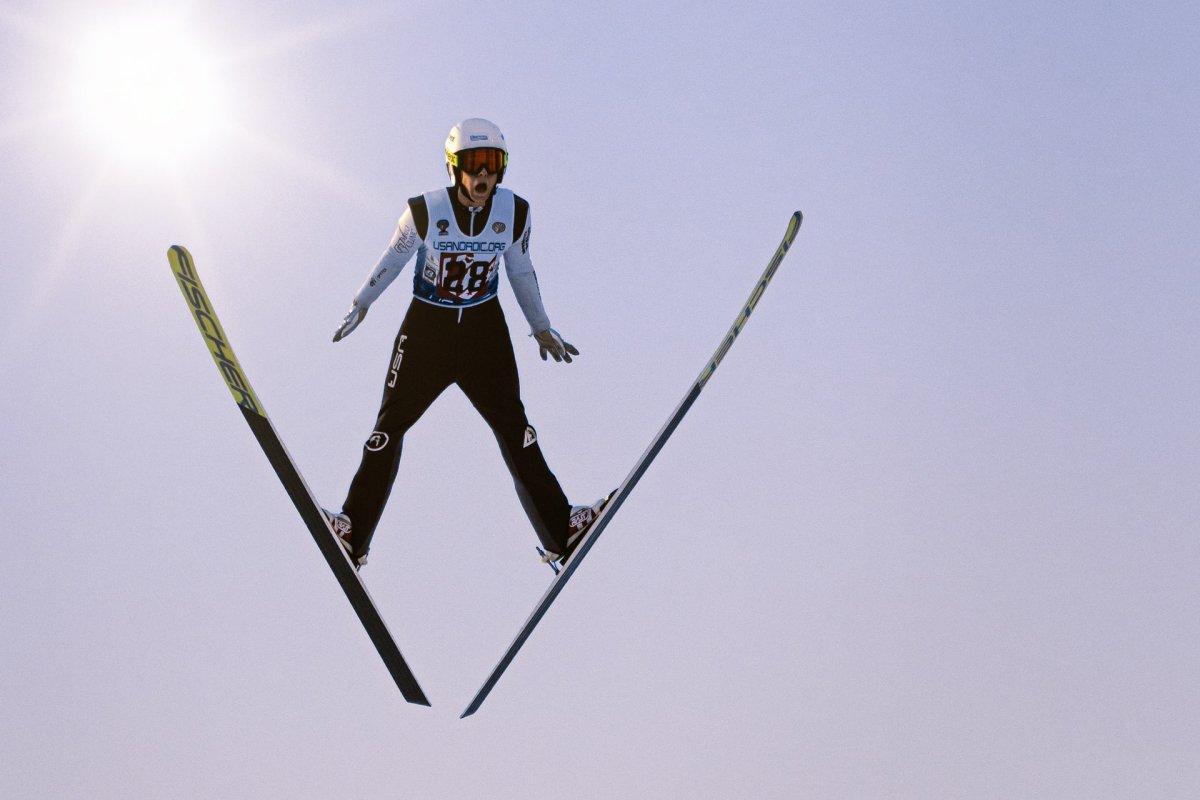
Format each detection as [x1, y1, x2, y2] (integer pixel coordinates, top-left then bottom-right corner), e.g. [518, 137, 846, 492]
[71, 17, 227, 165]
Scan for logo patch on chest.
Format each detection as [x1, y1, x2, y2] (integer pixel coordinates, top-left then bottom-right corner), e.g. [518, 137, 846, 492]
[492, 221, 506, 234]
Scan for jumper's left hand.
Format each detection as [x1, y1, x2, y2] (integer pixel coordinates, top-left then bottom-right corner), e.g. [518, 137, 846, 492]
[535, 328, 579, 363]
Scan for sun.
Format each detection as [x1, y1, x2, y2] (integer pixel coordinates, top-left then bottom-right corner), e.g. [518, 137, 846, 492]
[71, 16, 228, 166]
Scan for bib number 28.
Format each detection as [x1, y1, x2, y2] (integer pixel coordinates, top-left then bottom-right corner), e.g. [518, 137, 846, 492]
[438, 253, 496, 300]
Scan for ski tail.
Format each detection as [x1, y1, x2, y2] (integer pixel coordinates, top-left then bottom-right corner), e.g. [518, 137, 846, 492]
[460, 211, 803, 718]
[167, 245, 430, 707]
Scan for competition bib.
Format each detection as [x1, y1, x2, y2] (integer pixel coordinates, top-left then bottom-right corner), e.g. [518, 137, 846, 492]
[413, 188, 514, 307]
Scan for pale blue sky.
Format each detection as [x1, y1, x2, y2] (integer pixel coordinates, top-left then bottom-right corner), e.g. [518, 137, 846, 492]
[1, 1, 1197, 798]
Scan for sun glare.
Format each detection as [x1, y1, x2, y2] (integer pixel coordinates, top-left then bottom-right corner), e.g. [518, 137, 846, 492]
[71, 17, 228, 165]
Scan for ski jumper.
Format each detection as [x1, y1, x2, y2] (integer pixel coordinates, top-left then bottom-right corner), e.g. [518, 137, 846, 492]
[341, 187, 570, 559]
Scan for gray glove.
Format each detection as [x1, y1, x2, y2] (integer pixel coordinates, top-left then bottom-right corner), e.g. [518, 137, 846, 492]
[534, 328, 579, 363]
[332, 303, 368, 342]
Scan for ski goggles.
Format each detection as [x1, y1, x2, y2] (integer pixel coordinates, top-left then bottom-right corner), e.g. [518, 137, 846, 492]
[448, 147, 507, 175]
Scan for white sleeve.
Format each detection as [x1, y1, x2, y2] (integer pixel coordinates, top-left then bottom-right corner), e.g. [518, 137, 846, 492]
[503, 214, 552, 335]
[352, 207, 421, 308]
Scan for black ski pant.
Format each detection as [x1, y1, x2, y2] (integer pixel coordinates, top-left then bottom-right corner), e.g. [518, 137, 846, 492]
[342, 297, 570, 558]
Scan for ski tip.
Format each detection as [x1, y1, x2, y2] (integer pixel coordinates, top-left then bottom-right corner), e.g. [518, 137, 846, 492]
[792, 210, 803, 225]
[166, 245, 195, 273]
[459, 708, 476, 719]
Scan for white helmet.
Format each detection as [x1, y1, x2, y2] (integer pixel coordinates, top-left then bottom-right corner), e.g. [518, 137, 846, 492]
[445, 118, 508, 185]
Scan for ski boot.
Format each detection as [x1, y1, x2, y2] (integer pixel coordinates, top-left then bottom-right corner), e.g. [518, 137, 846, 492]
[323, 509, 367, 570]
[538, 492, 615, 573]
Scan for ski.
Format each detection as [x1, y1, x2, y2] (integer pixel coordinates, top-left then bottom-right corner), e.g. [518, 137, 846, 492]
[461, 211, 803, 717]
[167, 245, 430, 706]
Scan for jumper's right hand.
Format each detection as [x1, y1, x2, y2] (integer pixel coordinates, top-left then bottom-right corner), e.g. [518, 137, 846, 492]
[332, 303, 368, 342]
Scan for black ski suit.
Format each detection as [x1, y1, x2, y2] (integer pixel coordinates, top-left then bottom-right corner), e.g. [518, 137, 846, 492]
[341, 187, 571, 559]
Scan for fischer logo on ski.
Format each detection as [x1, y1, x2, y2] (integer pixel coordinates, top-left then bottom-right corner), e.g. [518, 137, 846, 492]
[170, 256, 261, 415]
